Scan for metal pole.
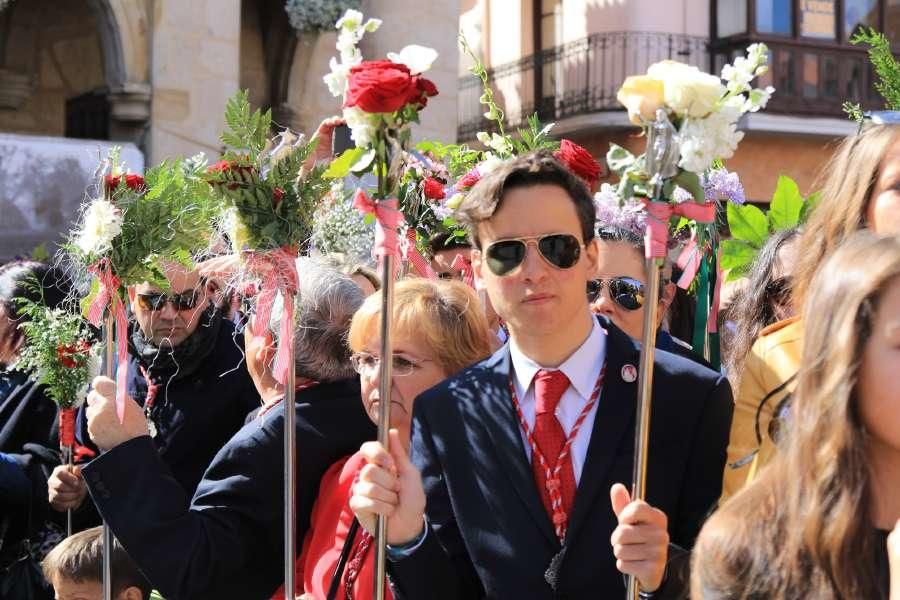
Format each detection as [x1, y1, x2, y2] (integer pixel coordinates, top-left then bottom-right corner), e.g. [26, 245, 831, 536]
[373, 253, 395, 600]
[283, 294, 298, 600]
[65, 446, 73, 537]
[103, 310, 115, 600]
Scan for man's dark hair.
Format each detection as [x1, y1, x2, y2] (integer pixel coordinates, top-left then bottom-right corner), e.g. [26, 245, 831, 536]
[455, 151, 596, 248]
[426, 231, 471, 257]
[42, 526, 152, 598]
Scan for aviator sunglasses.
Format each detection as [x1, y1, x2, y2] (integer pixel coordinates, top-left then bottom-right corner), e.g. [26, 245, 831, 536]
[482, 233, 583, 276]
[586, 277, 647, 311]
[136, 289, 202, 312]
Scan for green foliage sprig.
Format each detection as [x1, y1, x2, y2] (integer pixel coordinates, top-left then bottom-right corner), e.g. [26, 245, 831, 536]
[844, 28, 900, 120]
[15, 296, 99, 408]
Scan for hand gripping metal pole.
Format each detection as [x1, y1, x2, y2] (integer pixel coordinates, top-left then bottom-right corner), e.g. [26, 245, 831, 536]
[373, 252, 395, 600]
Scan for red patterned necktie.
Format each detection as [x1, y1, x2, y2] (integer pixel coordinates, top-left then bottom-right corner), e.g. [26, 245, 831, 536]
[531, 369, 576, 524]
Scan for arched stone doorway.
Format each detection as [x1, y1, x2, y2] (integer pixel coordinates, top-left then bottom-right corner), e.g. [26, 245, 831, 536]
[0, 0, 150, 147]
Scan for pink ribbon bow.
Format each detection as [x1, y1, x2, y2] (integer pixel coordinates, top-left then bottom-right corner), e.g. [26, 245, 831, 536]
[354, 189, 403, 278]
[451, 254, 475, 288]
[86, 260, 129, 423]
[639, 199, 716, 259]
[404, 228, 438, 280]
[245, 247, 299, 385]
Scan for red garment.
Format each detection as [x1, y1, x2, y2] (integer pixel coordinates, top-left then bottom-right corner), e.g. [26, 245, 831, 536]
[531, 369, 576, 522]
[271, 452, 393, 600]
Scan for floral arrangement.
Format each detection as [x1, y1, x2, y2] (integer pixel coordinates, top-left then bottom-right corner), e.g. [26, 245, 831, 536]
[210, 90, 331, 253]
[321, 8, 440, 278]
[610, 43, 773, 201]
[15, 296, 100, 447]
[284, 0, 360, 32]
[720, 175, 818, 281]
[69, 148, 216, 290]
[605, 45, 774, 367]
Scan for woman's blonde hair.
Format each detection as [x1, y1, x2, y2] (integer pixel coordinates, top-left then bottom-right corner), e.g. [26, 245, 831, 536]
[348, 279, 492, 375]
[794, 124, 900, 306]
[693, 231, 900, 599]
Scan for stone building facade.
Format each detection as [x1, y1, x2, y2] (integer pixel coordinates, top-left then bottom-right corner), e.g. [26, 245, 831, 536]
[0, 0, 459, 259]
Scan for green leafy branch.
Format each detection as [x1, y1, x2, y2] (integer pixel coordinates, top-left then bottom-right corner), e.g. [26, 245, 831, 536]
[720, 175, 819, 280]
[221, 90, 272, 155]
[845, 28, 900, 120]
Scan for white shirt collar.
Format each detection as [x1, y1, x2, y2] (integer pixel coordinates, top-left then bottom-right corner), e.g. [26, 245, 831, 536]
[509, 316, 606, 400]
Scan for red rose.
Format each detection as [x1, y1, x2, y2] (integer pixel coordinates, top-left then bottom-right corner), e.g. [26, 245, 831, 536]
[422, 177, 445, 200]
[273, 187, 285, 207]
[554, 140, 602, 188]
[457, 169, 481, 190]
[407, 76, 439, 108]
[208, 160, 231, 174]
[345, 60, 418, 114]
[56, 344, 79, 369]
[104, 175, 120, 190]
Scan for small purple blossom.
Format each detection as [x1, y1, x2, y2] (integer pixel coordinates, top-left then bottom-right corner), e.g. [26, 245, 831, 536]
[703, 168, 745, 205]
[594, 184, 647, 238]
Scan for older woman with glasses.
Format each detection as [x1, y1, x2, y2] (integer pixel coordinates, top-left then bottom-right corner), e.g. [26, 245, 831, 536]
[291, 278, 492, 600]
[588, 225, 709, 367]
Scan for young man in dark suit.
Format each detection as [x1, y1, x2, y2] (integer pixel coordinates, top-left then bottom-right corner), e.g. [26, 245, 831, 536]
[351, 152, 734, 599]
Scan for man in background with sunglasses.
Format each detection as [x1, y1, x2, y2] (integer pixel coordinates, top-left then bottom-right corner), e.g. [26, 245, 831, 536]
[351, 152, 734, 598]
[47, 262, 259, 531]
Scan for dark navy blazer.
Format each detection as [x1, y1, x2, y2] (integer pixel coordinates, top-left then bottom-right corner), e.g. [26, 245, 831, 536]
[388, 317, 734, 600]
[82, 378, 375, 600]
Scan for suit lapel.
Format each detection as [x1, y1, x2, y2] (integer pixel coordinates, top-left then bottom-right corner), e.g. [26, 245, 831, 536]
[565, 318, 640, 542]
[475, 347, 559, 546]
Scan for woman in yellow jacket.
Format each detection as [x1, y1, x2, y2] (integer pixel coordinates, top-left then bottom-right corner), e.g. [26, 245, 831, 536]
[722, 118, 900, 501]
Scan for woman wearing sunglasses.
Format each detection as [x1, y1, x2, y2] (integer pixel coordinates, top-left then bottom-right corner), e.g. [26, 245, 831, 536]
[291, 278, 491, 600]
[693, 231, 900, 600]
[588, 225, 709, 368]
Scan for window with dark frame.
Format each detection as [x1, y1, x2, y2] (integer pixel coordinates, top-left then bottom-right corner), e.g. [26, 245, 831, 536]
[712, 0, 899, 116]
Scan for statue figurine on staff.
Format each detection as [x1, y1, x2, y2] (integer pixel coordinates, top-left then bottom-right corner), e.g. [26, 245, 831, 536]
[609, 45, 775, 599]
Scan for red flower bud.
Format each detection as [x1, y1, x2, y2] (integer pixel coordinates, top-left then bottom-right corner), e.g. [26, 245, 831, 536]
[422, 177, 445, 200]
[273, 187, 285, 207]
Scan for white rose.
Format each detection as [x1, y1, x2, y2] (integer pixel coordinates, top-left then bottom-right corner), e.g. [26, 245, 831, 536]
[647, 60, 725, 118]
[387, 45, 439, 75]
[75, 199, 123, 256]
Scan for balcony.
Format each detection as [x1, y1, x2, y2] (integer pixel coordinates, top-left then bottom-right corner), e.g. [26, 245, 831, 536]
[458, 31, 884, 141]
[458, 31, 709, 140]
[711, 36, 883, 117]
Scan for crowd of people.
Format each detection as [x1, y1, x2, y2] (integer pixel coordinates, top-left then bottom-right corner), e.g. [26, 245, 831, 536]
[1, 122, 899, 600]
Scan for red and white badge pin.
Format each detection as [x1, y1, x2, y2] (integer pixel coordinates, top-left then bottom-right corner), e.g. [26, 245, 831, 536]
[621, 364, 637, 383]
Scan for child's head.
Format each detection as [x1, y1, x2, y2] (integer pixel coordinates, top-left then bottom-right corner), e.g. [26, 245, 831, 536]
[42, 526, 151, 600]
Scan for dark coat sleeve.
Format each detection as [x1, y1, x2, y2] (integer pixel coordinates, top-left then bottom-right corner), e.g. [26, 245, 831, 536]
[81, 423, 284, 600]
[673, 374, 734, 547]
[387, 394, 484, 600]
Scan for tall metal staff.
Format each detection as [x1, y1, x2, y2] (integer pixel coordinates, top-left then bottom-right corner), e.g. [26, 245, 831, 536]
[283, 307, 297, 599]
[102, 310, 116, 600]
[372, 136, 396, 600]
[627, 111, 679, 600]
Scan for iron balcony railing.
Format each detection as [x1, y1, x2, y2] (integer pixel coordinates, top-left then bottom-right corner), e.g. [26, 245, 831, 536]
[458, 31, 885, 140]
[458, 31, 709, 140]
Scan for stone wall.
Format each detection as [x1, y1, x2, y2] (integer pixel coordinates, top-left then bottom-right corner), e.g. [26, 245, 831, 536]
[0, 0, 106, 136]
[0, 133, 143, 261]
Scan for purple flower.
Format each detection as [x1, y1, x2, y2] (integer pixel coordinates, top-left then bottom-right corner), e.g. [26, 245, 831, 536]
[594, 184, 647, 238]
[703, 168, 745, 205]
